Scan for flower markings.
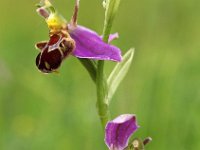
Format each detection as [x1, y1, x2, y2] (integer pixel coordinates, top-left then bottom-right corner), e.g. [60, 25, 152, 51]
[105, 114, 139, 150]
[35, 0, 122, 73]
[36, 31, 75, 73]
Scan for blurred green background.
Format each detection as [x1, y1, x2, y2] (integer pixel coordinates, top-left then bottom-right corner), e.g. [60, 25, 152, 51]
[0, 0, 200, 149]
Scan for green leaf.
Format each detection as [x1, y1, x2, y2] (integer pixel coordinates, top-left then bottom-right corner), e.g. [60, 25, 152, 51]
[102, 0, 121, 42]
[107, 48, 135, 104]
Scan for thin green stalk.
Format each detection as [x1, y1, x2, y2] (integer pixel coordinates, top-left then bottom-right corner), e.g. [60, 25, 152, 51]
[96, 13, 110, 128]
[96, 0, 121, 128]
[96, 60, 110, 127]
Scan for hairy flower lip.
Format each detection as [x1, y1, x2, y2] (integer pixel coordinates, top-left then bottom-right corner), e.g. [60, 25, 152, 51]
[105, 114, 139, 150]
[36, 32, 75, 73]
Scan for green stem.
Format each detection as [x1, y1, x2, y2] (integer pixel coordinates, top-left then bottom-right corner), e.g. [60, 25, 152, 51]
[96, 60, 110, 127]
[96, 6, 112, 128]
[96, 0, 121, 129]
[96, 7, 112, 127]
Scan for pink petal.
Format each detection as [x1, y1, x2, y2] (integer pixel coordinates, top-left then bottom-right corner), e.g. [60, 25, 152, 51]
[69, 25, 122, 62]
[105, 114, 139, 150]
[101, 33, 119, 43]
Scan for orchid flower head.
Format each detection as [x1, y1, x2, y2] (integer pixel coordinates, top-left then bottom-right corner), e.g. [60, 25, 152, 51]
[35, 0, 122, 73]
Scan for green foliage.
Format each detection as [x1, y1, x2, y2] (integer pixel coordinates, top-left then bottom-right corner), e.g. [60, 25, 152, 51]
[107, 48, 134, 104]
[103, 0, 121, 42]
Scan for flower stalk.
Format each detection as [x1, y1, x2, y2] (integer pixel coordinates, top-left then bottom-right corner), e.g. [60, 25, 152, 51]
[96, 0, 121, 128]
[96, 60, 110, 127]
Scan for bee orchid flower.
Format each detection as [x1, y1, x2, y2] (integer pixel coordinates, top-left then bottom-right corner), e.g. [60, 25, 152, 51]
[35, 0, 122, 73]
[105, 114, 139, 150]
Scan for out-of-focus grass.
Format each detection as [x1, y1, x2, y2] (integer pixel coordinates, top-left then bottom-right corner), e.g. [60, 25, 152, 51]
[0, 0, 200, 149]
